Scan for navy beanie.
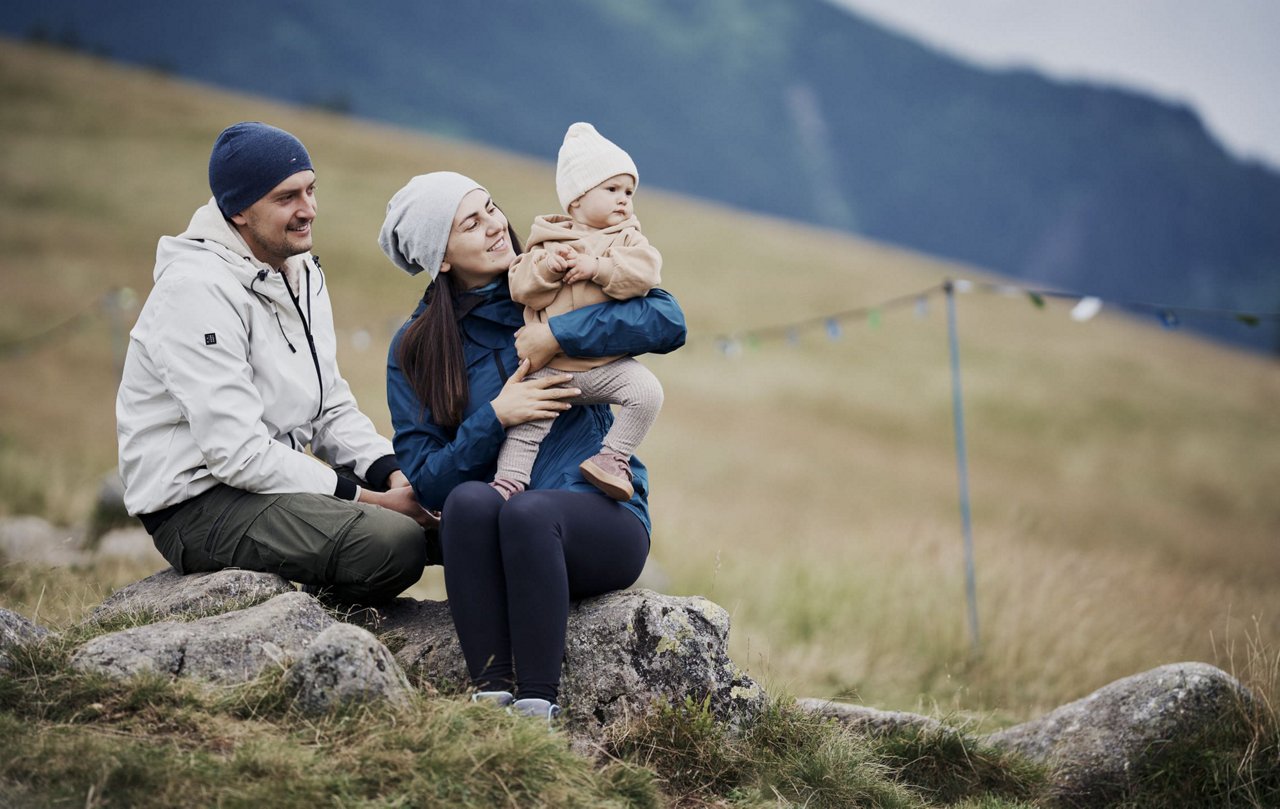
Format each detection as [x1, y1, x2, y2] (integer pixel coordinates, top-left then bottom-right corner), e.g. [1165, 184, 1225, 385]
[208, 122, 313, 218]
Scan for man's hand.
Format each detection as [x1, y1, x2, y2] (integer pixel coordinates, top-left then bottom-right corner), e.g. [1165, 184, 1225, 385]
[359, 483, 438, 528]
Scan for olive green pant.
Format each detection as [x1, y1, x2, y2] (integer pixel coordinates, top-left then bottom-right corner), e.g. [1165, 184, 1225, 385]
[149, 484, 432, 604]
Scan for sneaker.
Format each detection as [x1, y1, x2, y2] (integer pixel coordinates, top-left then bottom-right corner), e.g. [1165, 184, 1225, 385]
[490, 478, 526, 501]
[508, 697, 562, 727]
[579, 452, 634, 501]
[471, 690, 514, 708]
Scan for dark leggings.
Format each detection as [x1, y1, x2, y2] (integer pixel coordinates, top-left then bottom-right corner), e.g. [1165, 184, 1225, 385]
[440, 481, 650, 703]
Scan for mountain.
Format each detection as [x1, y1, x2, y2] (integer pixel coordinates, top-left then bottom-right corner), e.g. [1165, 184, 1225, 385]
[3, 0, 1276, 352]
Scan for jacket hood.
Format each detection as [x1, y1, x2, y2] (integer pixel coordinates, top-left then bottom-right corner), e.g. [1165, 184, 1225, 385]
[153, 197, 310, 288]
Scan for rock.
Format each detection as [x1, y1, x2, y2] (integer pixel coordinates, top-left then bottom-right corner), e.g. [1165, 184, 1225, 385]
[0, 514, 161, 568]
[562, 589, 765, 728]
[0, 515, 85, 566]
[86, 470, 135, 548]
[795, 698, 957, 738]
[376, 597, 469, 691]
[92, 527, 163, 563]
[285, 622, 413, 715]
[88, 567, 296, 626]
[381, 588, 764, 729]
[984, 662, 1257, 806]
[72, 591, 334, 685]
[0, 607, 53, 672]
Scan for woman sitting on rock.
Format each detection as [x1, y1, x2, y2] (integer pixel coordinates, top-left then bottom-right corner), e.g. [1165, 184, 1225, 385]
[379, 172, 686, 722]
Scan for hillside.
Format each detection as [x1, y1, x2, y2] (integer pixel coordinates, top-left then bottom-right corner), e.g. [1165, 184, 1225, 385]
[1, 0, 1277, 354]
[1, 40, 1279, 724]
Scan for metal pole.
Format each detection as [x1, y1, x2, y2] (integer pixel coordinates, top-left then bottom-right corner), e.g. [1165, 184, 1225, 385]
[944, 280, 980, 653]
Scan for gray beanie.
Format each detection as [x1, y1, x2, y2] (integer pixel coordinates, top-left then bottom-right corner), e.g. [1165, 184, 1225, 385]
[379, 172, 485, 280]
[209, 122, 313, 218]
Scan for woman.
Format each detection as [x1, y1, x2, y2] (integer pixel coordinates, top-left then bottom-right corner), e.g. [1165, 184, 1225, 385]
[380, 172, 686, 721]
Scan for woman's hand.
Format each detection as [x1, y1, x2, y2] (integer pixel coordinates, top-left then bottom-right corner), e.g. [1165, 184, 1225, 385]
[514, 321, 563, 371]
[491, 358, 578, 428]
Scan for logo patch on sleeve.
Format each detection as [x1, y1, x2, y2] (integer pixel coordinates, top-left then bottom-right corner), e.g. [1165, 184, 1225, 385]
[204, 333, 217, 345]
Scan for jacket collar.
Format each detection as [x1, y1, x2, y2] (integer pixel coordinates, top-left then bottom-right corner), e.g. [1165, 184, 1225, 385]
[421, 276, 520, 325]
[159, 197, 311, 295]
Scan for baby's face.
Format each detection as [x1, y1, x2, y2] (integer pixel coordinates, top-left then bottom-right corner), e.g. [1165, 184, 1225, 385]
[570, 174, 636, 229]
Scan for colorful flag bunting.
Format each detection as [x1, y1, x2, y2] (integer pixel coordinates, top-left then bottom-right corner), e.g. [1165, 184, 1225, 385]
[1070, 297, 1102, 322]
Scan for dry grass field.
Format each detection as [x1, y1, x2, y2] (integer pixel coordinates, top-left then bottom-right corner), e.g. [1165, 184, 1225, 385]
[2, 40, 1278, 727]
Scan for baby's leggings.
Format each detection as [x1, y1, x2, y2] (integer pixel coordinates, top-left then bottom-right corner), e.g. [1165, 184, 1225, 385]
[495, 357, 663, 485]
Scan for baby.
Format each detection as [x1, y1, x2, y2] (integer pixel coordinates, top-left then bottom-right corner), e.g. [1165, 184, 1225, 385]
[493, 122, 664, 501]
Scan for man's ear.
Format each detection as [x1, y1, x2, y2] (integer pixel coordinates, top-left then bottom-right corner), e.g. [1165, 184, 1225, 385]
[438, 261, 451, 275]
[230, 212, 247, 226]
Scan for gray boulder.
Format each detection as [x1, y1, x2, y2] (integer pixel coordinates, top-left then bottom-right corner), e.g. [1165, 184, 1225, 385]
[285, 622, 413, 715]
[72, 591, 334, 685]
[88, 567, 295, 626]
[795, 698, 958, 738]
[0, 515, 161, 568]
[0, 515, 85, 566]
[381, 588, 764, 728]
[562, 589, 765, 727]
[984, 662, 1257, 806]
[90, 527, 165, 564]
[1, 607, 52, 671]
[378, 597, 468, 691]
[86, 469, 134, 547]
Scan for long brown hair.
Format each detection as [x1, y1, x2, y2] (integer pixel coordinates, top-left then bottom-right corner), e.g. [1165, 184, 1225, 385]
[396, 223, 523, 428]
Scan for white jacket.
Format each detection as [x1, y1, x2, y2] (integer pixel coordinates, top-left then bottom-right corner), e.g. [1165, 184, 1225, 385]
[116, 199, 394, 516]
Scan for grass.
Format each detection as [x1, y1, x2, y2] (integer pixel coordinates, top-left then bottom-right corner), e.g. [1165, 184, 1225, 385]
[2, 556, 1277, 805]
[2, 37, 1280, 804]
[1, 597, 1053, 809]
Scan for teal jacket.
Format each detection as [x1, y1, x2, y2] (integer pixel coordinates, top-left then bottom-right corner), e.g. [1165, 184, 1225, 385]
[386, 279, 686, 533]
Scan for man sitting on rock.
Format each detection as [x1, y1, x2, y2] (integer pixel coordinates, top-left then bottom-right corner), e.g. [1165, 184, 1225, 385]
[115, 121, 437, 604]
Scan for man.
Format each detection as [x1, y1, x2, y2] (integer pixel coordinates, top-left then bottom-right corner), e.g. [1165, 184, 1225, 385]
[116, 121, 435, 604]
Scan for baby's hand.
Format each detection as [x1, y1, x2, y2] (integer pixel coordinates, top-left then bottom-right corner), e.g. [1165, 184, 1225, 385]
[538, 244, 577, 276]
[563, 254, 599, 285]
[536, 248, 567, 275]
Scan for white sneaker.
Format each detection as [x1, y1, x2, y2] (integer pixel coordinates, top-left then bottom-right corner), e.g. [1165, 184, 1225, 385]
[471, 690, 514, 707]
[509, 697, 562, 727]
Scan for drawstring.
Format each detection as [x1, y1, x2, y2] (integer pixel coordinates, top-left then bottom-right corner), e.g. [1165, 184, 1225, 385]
[312, 254, 325, 294]
[250, 268, 297, 353]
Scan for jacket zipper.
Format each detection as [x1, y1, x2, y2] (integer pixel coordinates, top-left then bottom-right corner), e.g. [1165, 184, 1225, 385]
[287, 268, 325, 421]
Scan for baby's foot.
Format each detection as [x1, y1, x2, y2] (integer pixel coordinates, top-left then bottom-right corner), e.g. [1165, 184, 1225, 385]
[579, 452, 634, 501]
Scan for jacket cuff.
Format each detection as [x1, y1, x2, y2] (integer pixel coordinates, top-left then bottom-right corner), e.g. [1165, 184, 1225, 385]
[334, 475, 359, 501]
[593, 256, 617, 286]
[365, 454, 401, 491]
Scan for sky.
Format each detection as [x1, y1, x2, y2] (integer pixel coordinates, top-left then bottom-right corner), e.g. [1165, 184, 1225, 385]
[829, 0, 1280, 170]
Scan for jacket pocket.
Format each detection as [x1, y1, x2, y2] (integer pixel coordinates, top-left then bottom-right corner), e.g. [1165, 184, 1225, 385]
[203, 489, 258, 565]
[150, 521, 187, 574]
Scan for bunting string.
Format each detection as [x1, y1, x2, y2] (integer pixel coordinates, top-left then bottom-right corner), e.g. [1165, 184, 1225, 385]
[5, 280, 1278, 362]
[708, 279, 1280, 355]
[0, 288, 137, 360]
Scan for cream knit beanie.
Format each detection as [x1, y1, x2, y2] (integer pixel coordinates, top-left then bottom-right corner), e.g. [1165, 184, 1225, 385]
[555, 122, 638, 213]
